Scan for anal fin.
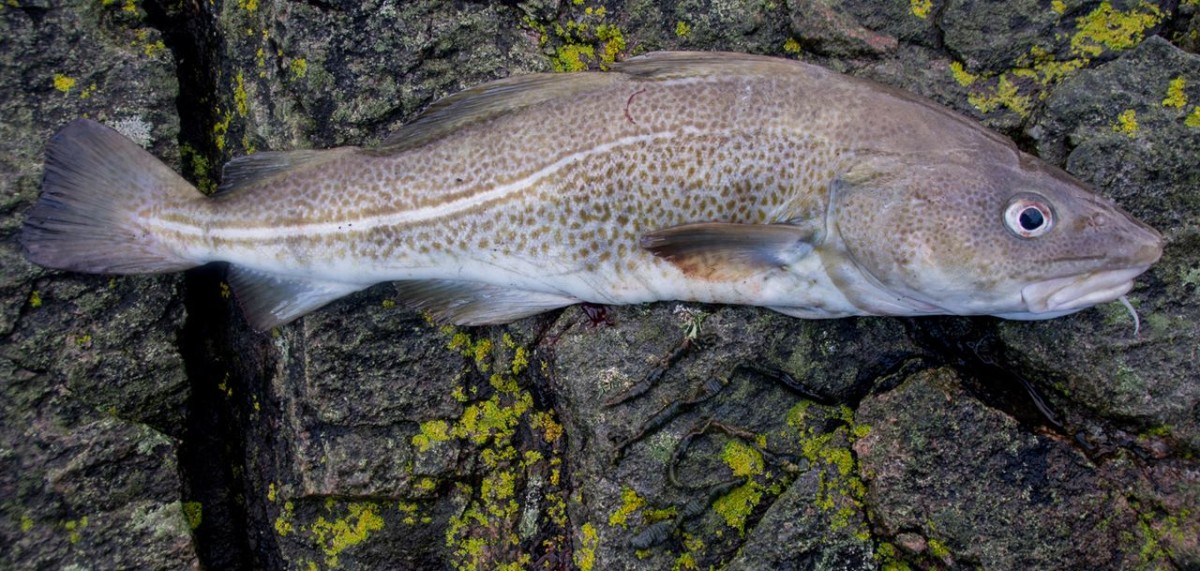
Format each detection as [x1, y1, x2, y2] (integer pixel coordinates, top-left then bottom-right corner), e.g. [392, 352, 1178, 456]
[394, 280, 577, 325]
[227, 265, 367, 330]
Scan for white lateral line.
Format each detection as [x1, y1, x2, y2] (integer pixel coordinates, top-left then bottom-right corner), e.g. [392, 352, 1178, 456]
[149, 129, 700, 241]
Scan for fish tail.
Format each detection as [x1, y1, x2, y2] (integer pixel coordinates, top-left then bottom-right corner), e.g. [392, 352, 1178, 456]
[21, 119, 203, 274]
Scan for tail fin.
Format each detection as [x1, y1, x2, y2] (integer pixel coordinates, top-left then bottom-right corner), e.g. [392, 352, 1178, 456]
[21, 119, 203, 274]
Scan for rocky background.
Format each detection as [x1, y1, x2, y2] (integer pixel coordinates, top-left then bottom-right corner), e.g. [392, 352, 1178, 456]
[2, 0, 1198, 569]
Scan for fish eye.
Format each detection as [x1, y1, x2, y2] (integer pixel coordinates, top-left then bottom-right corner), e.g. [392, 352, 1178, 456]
[1004, 196, 1054, 238]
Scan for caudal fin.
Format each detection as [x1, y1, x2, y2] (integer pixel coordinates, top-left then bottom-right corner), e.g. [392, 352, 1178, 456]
[21, 119, 203, 274]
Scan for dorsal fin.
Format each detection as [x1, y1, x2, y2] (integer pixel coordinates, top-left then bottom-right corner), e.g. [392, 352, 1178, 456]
[216, 148, 353, 195]
[380, 72, 620, 151]
[611, 51, 812, 79]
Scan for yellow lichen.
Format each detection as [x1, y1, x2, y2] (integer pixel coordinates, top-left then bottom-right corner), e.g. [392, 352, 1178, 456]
[1113, 109, 1139, 137]
[275, 501, 295, 537]
[575, 523, 599, 571]
[63, 516, 88, 544]
[448, 332, 493, 370]
[711, 481, 762, 533]
[290, 58, 308, 79]
[1051, 0, 1066, 15]
[608, 486, 646, 528]
[1070, 2, 1162, 57]
[909, 0, 932, 19]
[53, 74, 76, 93]
[412, 419, 451, 452]
[310, 503, 384, 568]
[234, 71, 249, 117]
[722, 440, 764, 478]
[928, 537, 951, 559]
[553, 43, 595, 72]
[949, 61, 977, 87]
[1163, 77, 1187, 109]
[967, 74, 1031, 116]
[1186, 106, 1200, 128]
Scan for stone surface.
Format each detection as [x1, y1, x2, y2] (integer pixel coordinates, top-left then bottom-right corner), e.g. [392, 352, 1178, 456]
[2, 1, 1197, 570]
[0, 2, 197, 569]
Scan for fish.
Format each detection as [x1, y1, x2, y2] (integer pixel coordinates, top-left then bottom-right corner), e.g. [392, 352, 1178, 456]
[20, 51, 1163, 331]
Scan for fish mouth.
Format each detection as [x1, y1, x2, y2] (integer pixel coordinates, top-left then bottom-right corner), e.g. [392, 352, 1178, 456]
[1020, 265, 1152, 314]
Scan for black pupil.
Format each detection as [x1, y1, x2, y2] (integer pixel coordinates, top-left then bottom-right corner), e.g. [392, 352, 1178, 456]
[1019, 207, 1045, 231]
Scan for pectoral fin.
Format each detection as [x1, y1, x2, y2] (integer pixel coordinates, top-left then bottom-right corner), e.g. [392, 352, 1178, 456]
[640, 223, 818, 280]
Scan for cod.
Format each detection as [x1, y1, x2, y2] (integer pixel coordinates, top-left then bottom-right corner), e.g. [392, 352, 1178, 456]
[21, 52, 1163, 330]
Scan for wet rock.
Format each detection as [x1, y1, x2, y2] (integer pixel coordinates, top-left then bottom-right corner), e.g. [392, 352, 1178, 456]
[855, 367, 1156, 569]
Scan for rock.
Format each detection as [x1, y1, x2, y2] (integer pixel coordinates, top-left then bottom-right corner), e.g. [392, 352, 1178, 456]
[1016, 36, 1200, 450]
[0, 2, 197, 570]
[856, 367, 1160, 569]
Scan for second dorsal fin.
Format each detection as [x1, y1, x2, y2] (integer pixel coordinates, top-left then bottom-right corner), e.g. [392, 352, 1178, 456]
[216, 148, 354, 195]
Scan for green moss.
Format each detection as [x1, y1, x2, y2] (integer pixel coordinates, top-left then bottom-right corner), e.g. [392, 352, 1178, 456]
[20, 514, 34, 533]
[672, 534, 705, 571]
[183, 501, 203, 530]
[28, 290, 41, 308]
[675, 20, 692, 38]
[876, 542, 913, 571]
[783, 37, 802, 54]
[608, 486, 646, 528]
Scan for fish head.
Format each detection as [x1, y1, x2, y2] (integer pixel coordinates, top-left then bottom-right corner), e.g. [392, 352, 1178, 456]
[829, 152, 1163, 319]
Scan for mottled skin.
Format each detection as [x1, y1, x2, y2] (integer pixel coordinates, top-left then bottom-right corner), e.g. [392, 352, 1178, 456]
[23, 53, 1162, 329]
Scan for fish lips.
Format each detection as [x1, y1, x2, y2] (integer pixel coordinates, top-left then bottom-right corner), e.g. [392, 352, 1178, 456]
[1020, 265, 1149, 314]
[1020, 211, 1163, 315]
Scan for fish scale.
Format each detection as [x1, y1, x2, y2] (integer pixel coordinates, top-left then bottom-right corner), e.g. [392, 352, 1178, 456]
[20, 52, 1161, 330]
